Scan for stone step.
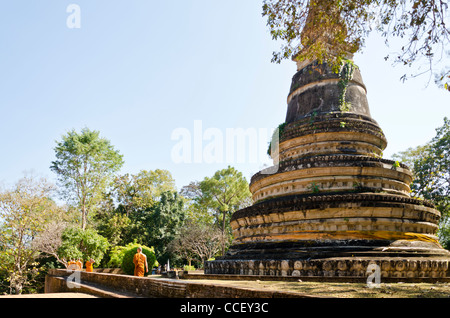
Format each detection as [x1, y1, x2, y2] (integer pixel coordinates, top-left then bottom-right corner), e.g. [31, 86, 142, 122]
[52, 276, 142, 298]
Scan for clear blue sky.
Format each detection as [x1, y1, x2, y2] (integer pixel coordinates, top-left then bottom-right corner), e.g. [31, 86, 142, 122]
[0, 0, 448, 192]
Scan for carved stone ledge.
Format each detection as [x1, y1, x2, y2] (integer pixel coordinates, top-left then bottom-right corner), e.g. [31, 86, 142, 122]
[205, 258, 450, 279]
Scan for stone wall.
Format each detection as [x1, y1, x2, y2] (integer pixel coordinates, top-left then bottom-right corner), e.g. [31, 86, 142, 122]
[44, 269, 310, 298]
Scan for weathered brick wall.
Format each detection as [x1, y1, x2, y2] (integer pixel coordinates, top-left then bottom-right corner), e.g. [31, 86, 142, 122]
[45, 269, 309, 298]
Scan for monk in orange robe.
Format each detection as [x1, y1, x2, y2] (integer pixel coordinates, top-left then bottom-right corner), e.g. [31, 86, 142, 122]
[85, 259, 95, 273]
[67, 259, 75, 268]
[133, 247, 148, 277]
[76, 259, 83, 270]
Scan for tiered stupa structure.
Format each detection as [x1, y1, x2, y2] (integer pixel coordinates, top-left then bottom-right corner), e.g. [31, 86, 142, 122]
[205, 4, 450, 280]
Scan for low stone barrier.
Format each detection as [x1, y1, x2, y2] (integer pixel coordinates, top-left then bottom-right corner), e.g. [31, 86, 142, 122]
[45, 269, 314, 298]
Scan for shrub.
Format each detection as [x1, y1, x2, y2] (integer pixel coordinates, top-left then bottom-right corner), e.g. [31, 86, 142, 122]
[107, 245, 129, 268]
[58, 227, 109, 265]
[121, 245, 156, 276]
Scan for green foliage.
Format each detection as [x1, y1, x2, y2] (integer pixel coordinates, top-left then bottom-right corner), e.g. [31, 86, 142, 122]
[94, 169, 179, 266]
[182, 167, 252, 257]
[50, 127, 124, 230]
[57, 227, 109, 264]
[394, 117, 450, 248]
[307, 182, 321, 194]
[147, 191, 188, 262]
[0, 120, 258, 293]
[408, 118, 450, 201]
[391, 161, 401, 171]
[0, 175, 61, 294]
[121, 245, 156, 276]
[111, 169, 176, 216]
[337, 59, 357, 112]
[95, 212, 131, 248]
[109, 242, 159, 269]
[180, 181, 216, 226]
[267, 123, 287, 157]
[262, 0, 361, 69]
[198, 166, 252, 255]
[107, 245, 127, 268]
[0, 120, 259, 293]
[392, 144, 430, 170]
[262, 0, 450, 91]
[439, 226, 450, 250]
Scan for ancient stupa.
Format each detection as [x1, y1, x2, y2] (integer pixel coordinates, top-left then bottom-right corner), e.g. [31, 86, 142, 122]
[205, 3, 450, 280]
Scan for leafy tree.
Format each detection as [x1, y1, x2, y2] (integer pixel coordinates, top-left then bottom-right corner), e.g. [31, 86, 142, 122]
[147, 191, 188, 264]
[411, 118, 450, 247]
[111, 169, 176, 216]
[392, 144, 430, 173]
[180, 181, 216, 225]
[57, 227, 110, 265]
[393, 117, 450, 248]
[197, 166, 252, 255]
[0, 175, 62, 294]
[262, 0, 450, 90]
[50, 128, 124, 230]
[95, 213, 131, 248]
[93, 169, 177, 255]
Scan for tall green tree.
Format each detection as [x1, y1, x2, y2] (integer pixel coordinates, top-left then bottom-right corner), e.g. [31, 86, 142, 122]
[147, 191, 187, 264]
[105, 190, 187, 265]
[94, 169, 177, 253]
[393, 117, 450, 248]
[180, 181, 216, 225]
[50, 128, 124, 230]
[197, 166, 252, 255]
[262, 0, 450, 90]
[95, 213, 131, 248]
[111, 169, 176, 216]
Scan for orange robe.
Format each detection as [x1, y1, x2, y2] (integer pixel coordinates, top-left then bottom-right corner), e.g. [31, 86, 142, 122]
[76, 261, 83, 270]
[133, 253, 146, 277]
[85, 261, 94, 273]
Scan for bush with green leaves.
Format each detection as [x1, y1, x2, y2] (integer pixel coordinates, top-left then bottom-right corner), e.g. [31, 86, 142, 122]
[121, 244, 156, 276]
[57, 227, 109, 265]
[108, 242, 158, 268]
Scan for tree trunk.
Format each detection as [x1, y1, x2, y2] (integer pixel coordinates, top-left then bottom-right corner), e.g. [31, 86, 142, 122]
[221, 209, 226, 256]
[10, 272, 23, 295]
[81, 205, 87, 230]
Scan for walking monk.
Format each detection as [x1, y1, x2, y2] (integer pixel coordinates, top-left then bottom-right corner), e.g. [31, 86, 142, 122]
[133, 247, 148, 277]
